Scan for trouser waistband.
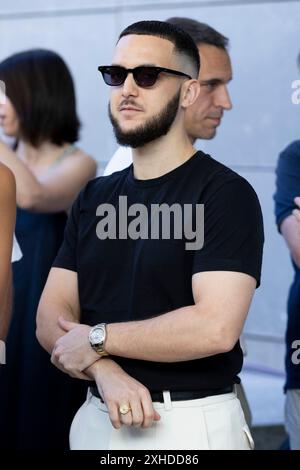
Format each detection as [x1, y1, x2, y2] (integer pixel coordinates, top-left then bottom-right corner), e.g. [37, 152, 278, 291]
[90, 385, 233, 403]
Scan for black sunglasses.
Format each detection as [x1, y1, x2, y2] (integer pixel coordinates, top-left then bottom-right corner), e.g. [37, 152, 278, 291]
[98, 65, 192, 88]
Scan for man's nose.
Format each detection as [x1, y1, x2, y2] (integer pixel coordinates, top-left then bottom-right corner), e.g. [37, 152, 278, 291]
[214, 85, 232, 111]
[122, 73, 139, 98]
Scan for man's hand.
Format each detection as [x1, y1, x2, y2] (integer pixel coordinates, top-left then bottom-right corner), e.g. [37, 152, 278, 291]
[51, 316, 99, 379]
[293, 197, 300, 225]
[87, 359, 161, 429]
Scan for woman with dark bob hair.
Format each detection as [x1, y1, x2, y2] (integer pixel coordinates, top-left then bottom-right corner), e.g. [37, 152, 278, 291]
[0, 49, 96, 449]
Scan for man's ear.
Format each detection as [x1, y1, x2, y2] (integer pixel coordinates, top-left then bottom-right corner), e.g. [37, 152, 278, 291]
[181, 79, 200, 109]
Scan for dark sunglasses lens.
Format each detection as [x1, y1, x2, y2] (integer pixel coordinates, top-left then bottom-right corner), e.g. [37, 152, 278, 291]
[103, 67, 126, 86]
[134, 68, 159, 87]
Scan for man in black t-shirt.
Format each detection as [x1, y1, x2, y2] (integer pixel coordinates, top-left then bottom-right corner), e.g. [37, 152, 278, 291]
[103, 17, 253, 428]
[37, 20, 263, 450]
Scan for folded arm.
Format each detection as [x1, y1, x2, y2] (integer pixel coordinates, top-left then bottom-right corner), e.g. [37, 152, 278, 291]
[37, 267, 256, 371]
[37, 267, 255, 428]
[104, 270, 256, 362]
[37, 267, 161, 427]
[36, 267, 99, 379]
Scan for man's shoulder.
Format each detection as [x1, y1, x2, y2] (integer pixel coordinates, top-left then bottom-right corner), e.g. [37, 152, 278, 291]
[280, 140, 300, 160]
[82, 166, 131, 199]
[286, 139, 300, 152]
[194, 152, 260, 213]
[198, 151, 250, 190]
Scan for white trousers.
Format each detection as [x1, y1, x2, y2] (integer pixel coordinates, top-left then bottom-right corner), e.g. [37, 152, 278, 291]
[285, 389, 300, 450]
[70, 388, 254, 450]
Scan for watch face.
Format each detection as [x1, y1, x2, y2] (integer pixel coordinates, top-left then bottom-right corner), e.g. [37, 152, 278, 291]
[90, 328, 105, 345]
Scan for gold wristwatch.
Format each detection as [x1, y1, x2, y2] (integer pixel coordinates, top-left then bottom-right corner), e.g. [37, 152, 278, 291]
[88, 323, 109, 357]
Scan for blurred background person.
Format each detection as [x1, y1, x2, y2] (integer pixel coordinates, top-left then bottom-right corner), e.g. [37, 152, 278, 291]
[274, 143, 300, 451]
[0, 49, 96, 449]
[274, 52, 300, 450]
[0, 163, 15, 340]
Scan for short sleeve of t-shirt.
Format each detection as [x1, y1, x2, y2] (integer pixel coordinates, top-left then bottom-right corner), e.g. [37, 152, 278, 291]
[192, 177, 264, 287]
[274, 141, 300, 232]
[53, 190, 82, 272]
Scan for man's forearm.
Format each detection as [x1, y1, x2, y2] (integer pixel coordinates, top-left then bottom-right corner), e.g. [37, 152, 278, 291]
[36, 302, 79, 354]
[105, 304, 232, 363]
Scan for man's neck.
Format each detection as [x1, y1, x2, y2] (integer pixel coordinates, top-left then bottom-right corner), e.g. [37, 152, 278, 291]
[131, 125, 196, 180]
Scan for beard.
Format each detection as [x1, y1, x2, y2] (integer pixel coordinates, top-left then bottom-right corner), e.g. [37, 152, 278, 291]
[109, 90, 181, 148]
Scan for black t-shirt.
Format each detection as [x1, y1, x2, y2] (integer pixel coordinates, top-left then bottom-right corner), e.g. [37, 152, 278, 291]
[274, 140, 300, 389]
[53, 151, 264, 391]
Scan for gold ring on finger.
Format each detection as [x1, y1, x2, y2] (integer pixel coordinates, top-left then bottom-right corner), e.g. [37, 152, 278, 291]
[119, 403, 131, 415]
